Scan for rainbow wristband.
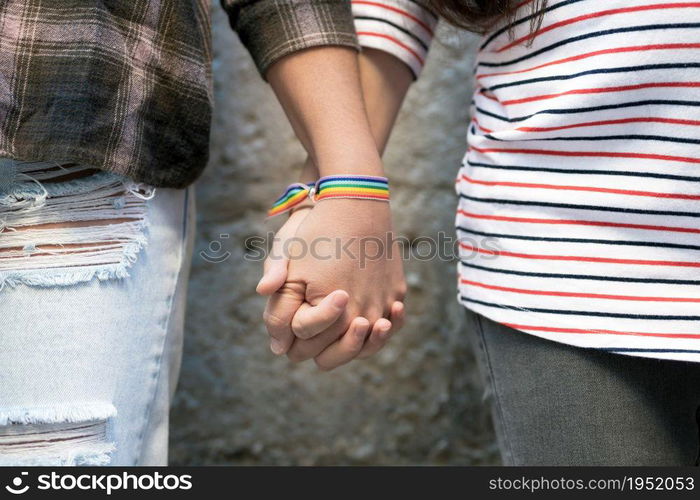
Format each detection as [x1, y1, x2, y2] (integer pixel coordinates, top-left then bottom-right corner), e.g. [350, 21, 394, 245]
[267, 182, 315, 217]
[315, 175, 390, 202]
[267, 175, 390, 217]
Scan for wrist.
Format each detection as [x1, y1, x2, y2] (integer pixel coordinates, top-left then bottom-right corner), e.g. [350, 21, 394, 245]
[288, 201, 313, 215]
[298, 157, 319, 184]
[310, 198, 392, 240]
[315, 149, 384, 177]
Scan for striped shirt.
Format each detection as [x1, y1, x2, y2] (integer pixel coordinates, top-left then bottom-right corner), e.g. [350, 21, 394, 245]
[358, 0, 700, 362]
[352, 0, 437, 77]
[458, 0, 700, 362]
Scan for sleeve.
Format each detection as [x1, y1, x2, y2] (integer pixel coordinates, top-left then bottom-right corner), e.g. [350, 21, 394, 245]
[221, 0, 360, 77]
[351, 0, 438, 79]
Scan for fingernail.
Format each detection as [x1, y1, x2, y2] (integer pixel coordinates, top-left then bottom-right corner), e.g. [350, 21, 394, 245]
[332, 292, 348, 309]
[270, 339, 285, 355]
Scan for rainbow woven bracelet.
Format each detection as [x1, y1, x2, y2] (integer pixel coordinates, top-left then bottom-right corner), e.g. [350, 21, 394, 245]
[315, 175, 390, 202]
[267, 182, 315, 217]
[267, 175, 390, 217]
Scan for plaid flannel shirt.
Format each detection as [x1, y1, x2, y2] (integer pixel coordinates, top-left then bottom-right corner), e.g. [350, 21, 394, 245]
[0, 0, 358, 188]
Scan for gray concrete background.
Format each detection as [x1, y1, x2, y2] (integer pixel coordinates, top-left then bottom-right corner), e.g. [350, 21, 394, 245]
[169, 5, 499, 465]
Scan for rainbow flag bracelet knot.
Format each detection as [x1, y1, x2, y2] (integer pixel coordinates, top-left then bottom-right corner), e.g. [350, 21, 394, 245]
[268, 175, 389, 217]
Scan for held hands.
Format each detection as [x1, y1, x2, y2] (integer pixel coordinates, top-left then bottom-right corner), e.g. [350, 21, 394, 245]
[257, 197, 406, 371]
[259, 46, 415, 370]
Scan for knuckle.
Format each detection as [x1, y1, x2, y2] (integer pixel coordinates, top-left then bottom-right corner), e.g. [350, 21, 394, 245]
[279, 281, 306, 297]
[262, 310, 287, 330]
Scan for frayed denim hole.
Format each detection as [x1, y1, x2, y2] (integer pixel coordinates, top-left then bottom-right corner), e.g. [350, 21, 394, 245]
[0, 403, 117, 466]
[0, 162, 153, 290]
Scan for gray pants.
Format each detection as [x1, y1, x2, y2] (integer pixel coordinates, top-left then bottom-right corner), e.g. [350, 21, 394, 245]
[466, 311, 700, 466]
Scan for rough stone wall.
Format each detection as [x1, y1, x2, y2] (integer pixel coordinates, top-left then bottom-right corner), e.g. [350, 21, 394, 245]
[169, 5, 499, 465]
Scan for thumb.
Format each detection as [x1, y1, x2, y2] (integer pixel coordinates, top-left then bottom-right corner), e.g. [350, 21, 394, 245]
[291, 290, 349, 339]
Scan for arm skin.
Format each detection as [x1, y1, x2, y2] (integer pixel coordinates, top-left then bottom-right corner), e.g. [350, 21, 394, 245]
[357, 48, 413, 156]
[259, 47, 414, 370]
[267, 46, 383, 176]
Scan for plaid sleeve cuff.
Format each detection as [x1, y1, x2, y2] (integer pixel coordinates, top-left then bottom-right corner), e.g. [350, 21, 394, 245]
[222, 0, 360, 78]
[352, 0, 438, 79]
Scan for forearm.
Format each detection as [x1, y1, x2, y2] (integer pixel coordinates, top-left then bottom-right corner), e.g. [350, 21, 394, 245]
[358, 48, 413, 155]
[267, 46, 383, 177]
[289, 46, 413, 183]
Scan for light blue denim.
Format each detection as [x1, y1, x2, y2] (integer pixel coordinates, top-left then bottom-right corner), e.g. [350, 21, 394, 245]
[0, 163, 195, 465]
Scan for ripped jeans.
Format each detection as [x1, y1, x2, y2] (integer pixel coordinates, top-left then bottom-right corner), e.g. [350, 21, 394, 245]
[0, 161, 195, 465]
